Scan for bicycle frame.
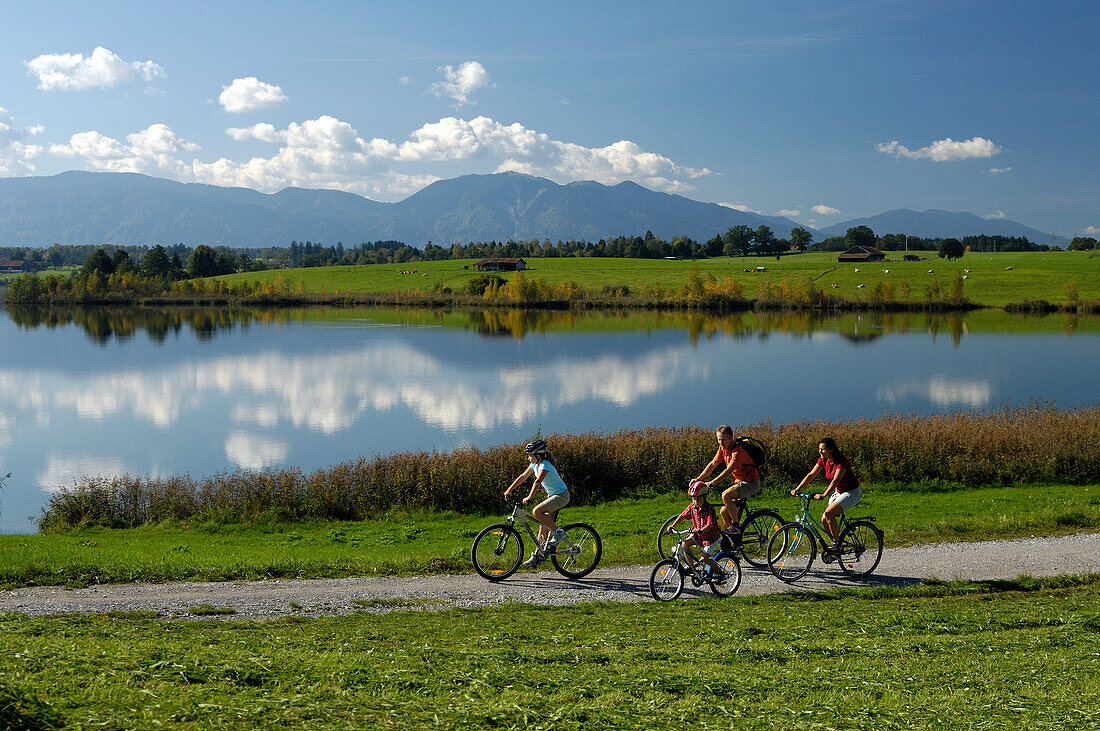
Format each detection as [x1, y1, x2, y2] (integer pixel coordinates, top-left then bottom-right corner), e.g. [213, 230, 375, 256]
[667, 528, 720, 585]
[787, 495, 852, 552]
[502, 501, 580, 557]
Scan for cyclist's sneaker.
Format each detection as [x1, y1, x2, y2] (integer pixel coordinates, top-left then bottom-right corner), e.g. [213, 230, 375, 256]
[710, 568, 728, 583]
[522, 552, 543, 568]
[548, 528, 567, 545]
[823, 542, 841, 556]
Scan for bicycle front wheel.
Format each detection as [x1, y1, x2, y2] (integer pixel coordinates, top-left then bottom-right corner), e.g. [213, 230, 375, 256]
[768, 523, 816, 583]
[471, 523, 524, 581]
[739, 509, 784, 568]
[551, 522, 603, 579]
[656, 514, 679, 559]
[708, 552, 742, 597]
[650, 559, 684, 601]
[837, 520, 884, 580]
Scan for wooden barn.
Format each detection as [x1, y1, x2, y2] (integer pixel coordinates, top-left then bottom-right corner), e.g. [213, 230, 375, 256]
[837, 246, 886, 263]
[475, 257, 527, 272]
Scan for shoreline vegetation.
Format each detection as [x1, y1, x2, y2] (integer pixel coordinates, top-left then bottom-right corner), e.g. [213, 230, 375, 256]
[10, 305, 1100, 346]
[5, 251, 1099, 313]
[40, 405, 1100, 531]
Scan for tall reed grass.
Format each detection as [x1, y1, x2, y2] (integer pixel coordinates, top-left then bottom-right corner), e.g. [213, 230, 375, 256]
[40, 404, 1100, 530]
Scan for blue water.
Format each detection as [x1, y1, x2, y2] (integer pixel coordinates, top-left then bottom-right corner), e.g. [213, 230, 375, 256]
[0, 308, 1096, 532]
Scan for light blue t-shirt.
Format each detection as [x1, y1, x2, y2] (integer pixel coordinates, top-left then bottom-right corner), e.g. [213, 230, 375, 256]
[533, 461, 569, 496]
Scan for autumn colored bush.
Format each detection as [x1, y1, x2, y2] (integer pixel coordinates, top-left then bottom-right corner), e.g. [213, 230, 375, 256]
[40, 404, 1100, 529]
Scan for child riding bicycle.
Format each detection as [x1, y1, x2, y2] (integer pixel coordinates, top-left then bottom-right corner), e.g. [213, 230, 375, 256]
[503, 439, 570, 568]
[668, 480, 726, 578]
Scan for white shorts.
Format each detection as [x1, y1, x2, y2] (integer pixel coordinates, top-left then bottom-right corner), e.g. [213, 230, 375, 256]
[828, 487, 862, 514]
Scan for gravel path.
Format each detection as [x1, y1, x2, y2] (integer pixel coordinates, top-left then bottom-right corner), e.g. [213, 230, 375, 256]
[2, 533, 1097, 621]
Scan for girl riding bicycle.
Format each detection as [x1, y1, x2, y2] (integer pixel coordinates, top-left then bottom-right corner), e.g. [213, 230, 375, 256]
[504, 440, 570, 568]
[668, 480, 726, 577]
[790, 437, 862, 555]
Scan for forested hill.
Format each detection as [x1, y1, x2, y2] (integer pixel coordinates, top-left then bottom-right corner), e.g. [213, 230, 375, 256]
[0, 171, 799, 247]
[819, 209, 1065, 245]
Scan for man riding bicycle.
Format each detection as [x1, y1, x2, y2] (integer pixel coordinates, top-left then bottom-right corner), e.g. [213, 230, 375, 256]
[695, 424, 761, 537]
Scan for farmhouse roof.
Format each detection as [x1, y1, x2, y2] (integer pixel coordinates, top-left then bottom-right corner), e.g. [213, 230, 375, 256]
[474, 257, 526, 265]
[837, 246, 886, 261]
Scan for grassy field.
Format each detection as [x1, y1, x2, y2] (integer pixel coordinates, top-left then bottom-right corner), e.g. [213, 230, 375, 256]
[216, 251, 1100, 307]
[1, 576, 1098, 729]
[5, 483, 1097, 588]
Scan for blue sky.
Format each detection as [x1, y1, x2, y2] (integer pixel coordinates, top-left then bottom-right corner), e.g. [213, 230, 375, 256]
[1, 1, 1096, 237]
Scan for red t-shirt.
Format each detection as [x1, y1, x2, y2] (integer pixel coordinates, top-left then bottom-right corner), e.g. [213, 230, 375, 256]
[679, 501, 721, 544]
[716, 443, 759, 483]
[817, 454, 859, 493]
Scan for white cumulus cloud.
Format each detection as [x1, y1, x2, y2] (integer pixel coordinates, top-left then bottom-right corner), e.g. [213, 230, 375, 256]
[777, 209, 800, 217]
[430, 61, 491, 106]
[812, 204, 841, 215]
[219, 77, 288, 113]
[984, 210, 1006, 220]
[49, 123, 199, 177]
[0, 108, 44, 176]
[53, 114, 709, 199]
[719, 202, 760, 214]
[876, 136, 1003, 162]
[25, 46, 164, 91]
[988, 166, 1012, 175]
[1082, 226, 1100, 236]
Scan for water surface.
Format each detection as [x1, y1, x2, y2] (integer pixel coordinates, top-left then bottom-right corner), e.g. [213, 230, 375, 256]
[1, 306, 1097, 532]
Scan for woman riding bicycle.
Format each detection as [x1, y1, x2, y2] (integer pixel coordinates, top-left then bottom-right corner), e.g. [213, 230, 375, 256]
[504, 439, 570, 568]
[790, 437, 862, 555]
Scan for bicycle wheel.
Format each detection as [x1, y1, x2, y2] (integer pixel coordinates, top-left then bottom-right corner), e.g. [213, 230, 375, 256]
[471, 523, 524, 581]
[708, 552, 742, 597]
[837, 520, 884, 580]
[738, 509, 784, 568]
[650, 559, 684, 601]
[768, 523, 816, 583]
[656, 514, 679, 559]
[550, 522, 603, 579]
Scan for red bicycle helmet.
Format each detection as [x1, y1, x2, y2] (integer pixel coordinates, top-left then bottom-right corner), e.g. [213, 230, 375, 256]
[688, 479, 708, 497]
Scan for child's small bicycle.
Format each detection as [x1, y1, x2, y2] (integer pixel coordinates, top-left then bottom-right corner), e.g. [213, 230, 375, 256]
[649, 527, 742, 601]
[657, 497, 784, 568]
[471, 497, 602, 581]
[766, 493, 883, 582]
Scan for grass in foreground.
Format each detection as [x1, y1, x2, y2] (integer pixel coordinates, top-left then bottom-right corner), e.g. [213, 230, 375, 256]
[2, 483, 1098, 588]
[1, 576, 1098, 729]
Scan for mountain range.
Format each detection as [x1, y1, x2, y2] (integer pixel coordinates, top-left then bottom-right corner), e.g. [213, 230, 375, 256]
[0, 170, 1063, 248]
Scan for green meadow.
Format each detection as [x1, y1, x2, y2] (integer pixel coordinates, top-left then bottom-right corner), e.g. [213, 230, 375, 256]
[1, 576, 1098, 729]
[4, 483, 1097, 589]
[217, 250, 1100, 308]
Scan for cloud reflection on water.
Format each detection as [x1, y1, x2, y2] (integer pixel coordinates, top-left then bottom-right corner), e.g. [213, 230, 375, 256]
[0, 340, 705, 439]
[878, 375, 993, 409]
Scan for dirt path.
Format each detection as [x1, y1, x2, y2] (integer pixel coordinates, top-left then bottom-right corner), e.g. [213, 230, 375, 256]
[2, 533, 1097, 620]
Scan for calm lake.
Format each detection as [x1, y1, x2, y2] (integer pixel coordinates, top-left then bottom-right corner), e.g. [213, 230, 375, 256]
[1, 305, 1097, 532]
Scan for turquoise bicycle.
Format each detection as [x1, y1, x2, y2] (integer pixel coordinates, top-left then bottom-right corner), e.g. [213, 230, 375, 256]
[766, 494, 883, 581]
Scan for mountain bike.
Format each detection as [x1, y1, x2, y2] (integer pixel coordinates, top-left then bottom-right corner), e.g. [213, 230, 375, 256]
[650, 527, 742, 601]
[657, 497, 783, 568]
[471, 497, 602, 581]
[766, 493, 883, 582]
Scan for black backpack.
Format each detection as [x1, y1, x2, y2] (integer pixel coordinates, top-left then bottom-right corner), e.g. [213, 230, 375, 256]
[734, 435, 768, 475]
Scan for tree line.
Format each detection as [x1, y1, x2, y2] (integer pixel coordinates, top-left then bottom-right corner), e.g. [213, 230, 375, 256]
[4, 225, 1078, 281]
